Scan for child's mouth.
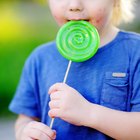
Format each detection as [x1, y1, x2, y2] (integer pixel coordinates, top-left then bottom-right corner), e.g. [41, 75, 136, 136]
[67, 19, 89, 22]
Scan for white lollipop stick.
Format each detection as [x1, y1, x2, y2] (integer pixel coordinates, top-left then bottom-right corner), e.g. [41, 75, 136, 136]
[49, 60, 72, 129]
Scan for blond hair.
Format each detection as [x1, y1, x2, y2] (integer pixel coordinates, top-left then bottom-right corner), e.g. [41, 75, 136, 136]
[112, 0, 135, 25]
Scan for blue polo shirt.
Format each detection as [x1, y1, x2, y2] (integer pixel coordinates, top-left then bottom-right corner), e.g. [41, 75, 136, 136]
[9, 31, 140, 140]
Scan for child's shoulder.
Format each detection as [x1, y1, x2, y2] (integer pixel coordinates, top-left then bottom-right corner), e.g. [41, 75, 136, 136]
[28, 41, 58, 60]
[118, 30, 140, 53]
[32, 41, 57, 56]
[120, 30, 140, 41]
[24, 41, 60, 66]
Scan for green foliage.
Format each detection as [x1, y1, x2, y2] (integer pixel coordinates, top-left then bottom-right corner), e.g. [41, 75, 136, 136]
[0, 2, 58, 116]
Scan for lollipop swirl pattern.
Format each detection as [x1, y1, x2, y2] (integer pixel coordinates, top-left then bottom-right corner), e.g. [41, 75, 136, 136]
[56, 21, 100, 62]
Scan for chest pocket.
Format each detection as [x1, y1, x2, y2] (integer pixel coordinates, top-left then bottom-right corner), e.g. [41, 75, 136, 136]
[100, 72, 129, 111]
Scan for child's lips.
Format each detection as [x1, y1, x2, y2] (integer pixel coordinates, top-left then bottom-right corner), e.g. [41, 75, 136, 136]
[67, 19, 90, 22]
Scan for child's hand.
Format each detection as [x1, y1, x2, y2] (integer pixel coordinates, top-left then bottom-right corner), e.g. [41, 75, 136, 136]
[48, 83, 92, 126]
[20, 121, 56, 140]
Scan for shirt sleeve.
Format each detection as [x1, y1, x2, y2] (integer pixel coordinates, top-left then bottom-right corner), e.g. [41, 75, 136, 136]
[9, 53, 41, 118]
[130, 45, 140, 112]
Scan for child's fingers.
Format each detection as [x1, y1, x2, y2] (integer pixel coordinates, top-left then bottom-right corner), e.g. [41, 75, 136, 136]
[48, 83, 62, 94]
[27, 128, 52, 140]
[48, 83, 69, 94]
[49, 100, 60, 109]
[50, 91, 60, 100]
[27, 121, 56, 140]
[48, 108, 60, 118]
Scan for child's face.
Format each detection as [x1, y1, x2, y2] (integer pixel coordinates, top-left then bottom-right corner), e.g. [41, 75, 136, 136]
[49, 0, 114, 32]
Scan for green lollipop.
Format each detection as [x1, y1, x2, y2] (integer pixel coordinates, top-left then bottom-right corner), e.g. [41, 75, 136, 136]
[49, 21, 100, 129]
[56, 20, 100, 62]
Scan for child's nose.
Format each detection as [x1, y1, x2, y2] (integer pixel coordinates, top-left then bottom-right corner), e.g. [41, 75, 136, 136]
[68, 0, 84, 12]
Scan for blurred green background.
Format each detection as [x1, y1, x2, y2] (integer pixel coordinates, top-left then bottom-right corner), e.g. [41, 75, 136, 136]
[0, 0, 140, 117]
[0, 0, 59, 117]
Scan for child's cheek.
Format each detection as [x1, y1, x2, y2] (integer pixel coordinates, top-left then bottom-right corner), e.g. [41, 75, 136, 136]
[53, 15, 66, 26]
[91, 8, 108, 28]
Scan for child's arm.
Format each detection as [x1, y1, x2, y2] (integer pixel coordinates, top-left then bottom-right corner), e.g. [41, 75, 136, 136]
[86, 104, 140, 140]
[49, 83, 140, 140]
[15, 114, 56, 140]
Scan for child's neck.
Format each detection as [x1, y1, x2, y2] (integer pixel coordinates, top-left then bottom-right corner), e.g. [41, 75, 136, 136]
[99, 25, 119, 48]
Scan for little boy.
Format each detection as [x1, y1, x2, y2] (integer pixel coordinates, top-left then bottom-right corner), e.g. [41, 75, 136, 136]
[10, 0, 140, 139]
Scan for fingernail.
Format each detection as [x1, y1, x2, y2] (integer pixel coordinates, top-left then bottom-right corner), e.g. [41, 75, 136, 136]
[52, 130, 56, 139]
[53, 130, 56, 134]
[53, 135, 56, 139]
